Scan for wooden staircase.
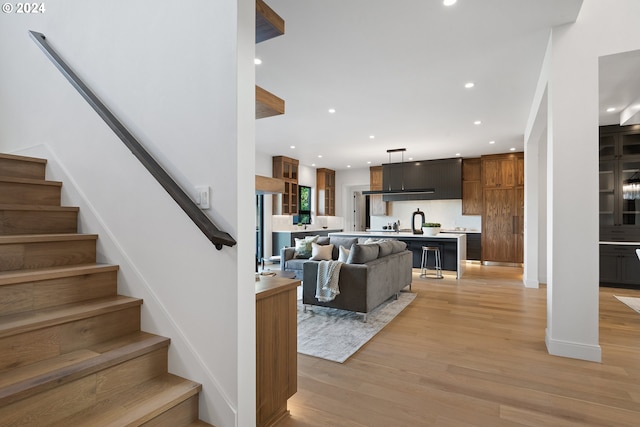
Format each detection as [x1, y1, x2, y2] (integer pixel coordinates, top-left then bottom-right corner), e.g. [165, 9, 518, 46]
[0, 153, 214, 426]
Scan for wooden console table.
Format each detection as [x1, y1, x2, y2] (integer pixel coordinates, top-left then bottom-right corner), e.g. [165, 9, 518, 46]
[256, 275, 300, 426]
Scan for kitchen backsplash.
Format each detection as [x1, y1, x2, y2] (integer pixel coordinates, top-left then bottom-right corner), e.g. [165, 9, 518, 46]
[272, 215, 345, 231]
[370, 199, 481, 231]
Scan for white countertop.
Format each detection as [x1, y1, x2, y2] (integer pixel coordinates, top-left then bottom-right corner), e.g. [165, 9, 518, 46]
[600, 241, 640, 245]
[441, 229, 481, 234]
[331, 231, 465, 240]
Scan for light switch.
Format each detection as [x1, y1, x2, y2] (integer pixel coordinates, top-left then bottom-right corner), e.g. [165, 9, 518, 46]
[195, 186, 210, 209]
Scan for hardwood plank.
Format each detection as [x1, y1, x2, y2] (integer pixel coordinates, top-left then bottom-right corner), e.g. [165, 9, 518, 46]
[0, 268, 117, 316]
[0, 177, 62, 206]
[49, 373, 202, 427]
[0, 154, 46, 180]
[96, 348, 168, 398]
[142, 394, 199, 426]
[0, 234, 97, 271]
[0, 327, 61, 371]
[0, 295, 141, 339]
[0, 263, 118, 287]
[0, 206, 78, 235]
[279, 265, 640, 427]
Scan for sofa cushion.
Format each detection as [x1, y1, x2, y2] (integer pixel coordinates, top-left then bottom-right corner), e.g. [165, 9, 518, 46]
[329, 237, 359, 259]
[377, 240, 394, 257]
[347, 243, 380, 264]
[317, 236, 331, 245]
[338, 245, 351, 263]
[285, 258, 308, 272]
[389, 240, 407, 253]
[310, 243, 334, 261]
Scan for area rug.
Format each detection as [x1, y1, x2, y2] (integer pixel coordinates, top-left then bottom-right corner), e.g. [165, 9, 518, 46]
[615, 295, 640, 314]
[297, 292, 416, 363]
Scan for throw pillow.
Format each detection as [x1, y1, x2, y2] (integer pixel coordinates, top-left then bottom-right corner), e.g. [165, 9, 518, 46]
[389, 240, 407, 253]
[294, 238, 312, 259]
[310, 243, 334, 261]
[346, 243, 380, 264]
[338, 245, 351, 263]
[293, 235, 320, 259]
[363, 238, 381, 245]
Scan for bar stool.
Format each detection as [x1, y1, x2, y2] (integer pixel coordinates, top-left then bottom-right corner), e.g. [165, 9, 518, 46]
[420, 246, 443, 279]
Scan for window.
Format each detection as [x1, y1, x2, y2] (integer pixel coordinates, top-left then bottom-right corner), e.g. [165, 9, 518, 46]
[297, 185, 311, 224]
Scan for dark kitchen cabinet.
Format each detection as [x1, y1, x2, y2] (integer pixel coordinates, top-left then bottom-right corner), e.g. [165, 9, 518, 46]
[381, 158, 462, 201]
[398, 238, 458, 271]
[599, 244, 640, 288]
[599, 125, 640, 242]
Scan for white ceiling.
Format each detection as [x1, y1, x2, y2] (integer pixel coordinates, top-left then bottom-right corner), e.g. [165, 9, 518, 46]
[255, 0, 586, 171]
[599, 49, 640, 126]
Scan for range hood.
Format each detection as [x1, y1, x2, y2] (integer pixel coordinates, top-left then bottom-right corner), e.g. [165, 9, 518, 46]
[362, 188, 435, 195]
[364, 150, 462, 201]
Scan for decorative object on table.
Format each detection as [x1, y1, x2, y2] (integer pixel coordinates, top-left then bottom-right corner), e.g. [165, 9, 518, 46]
[412, 208, 426, 234]
[422, 222, 442, 236]
[297, 292, 416, 363]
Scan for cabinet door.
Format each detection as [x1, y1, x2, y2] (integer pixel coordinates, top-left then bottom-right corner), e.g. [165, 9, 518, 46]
[482, 188, 516, 262]
[514, 186, 524, 263]
[620, 251, 640, 286]
[599, 160, 616, 227]
[370, 166, 383, 189]
[462, 181, 482, 215]
[599, 247, 619, 283]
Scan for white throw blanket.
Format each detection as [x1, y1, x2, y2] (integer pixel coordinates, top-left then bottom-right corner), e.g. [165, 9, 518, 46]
[316, 260, 343, 302]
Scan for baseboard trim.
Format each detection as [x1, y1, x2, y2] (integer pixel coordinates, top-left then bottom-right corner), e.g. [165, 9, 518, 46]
[545, 328, 602, 362]
[523, 278, 539, 288]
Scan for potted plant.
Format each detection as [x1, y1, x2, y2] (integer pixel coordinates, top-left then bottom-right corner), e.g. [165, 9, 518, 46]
[422, 222, 441, 236]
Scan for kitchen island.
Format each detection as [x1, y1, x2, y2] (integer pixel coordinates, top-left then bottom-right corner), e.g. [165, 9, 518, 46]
[329, 231, 466, 278]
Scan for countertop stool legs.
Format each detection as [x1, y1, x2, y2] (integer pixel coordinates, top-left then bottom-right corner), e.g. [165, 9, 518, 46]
[420, 246, 443, 279]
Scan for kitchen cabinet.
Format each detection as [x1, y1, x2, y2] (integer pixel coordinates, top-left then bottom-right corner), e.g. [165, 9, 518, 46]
[599, 244, 640, 288]
[381, 158, 462, 201]
[462, 158, 482, 215]
[273, 156, 299, 215]
[481, 152, 524, 263]
[316, 168, 335, 216]
[369, 166, 388, 216]
[599, 125, 640, 242]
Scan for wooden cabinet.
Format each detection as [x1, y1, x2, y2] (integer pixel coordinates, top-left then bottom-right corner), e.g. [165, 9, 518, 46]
[462, 158, 482, 215]
[481, 153, 524, 263]
[369, 166, 388, 216]
[256, 276, 299, 426]
[316, 168, 335, 216]
[273, 156, 299, 215]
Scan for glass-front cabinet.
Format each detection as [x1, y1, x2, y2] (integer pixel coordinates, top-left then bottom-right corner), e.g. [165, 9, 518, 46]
[599, 125, 640, 288]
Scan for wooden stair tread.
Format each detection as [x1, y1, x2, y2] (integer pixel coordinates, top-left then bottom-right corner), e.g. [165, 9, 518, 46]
[51, 373, 202, 427]
[0, 176, 61, 187]
[0, 204, 78, 212]
[0, 153, 47, 164]
[0, 233, 98, 244]
[0, 263, 117, 286]
[0, 295, 142, 339]
[0, 331, 169, 407]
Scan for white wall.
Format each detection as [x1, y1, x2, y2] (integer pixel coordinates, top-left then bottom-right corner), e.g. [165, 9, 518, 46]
[0, 1, 255, 425]
[527, 0, 640, 362]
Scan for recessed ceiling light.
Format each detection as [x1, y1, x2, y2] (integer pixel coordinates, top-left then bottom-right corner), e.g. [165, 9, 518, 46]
[464, 82, 475, 89]
[312, 163, 316, 167]
[474, 120, 482, 125]
[290, 145, 295, 149]
[443, 0, 457, 5]
[455, 153, 461, 156]
[369, 135, 375, 139]
[489, 140, 496, 144]
[328, 108, 336, 114]
[318, 155, 323, 158]
[367, 161, 372, 164]
[606, 107, 616, 112]
[347, 165, 351, 168]
[254, 58, 262, 65]
[510, 147, 516, 151]
[408, 157, 413, 161]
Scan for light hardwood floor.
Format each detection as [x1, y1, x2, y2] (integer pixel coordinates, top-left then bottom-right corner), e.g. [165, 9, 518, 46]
[281, 264, 640, 427]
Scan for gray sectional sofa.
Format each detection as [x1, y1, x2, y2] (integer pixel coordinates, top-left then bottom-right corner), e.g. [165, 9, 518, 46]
[281, 235, 413, 318]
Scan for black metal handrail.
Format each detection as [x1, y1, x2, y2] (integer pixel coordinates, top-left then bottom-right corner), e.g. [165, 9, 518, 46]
[29, 31, 236, 250]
